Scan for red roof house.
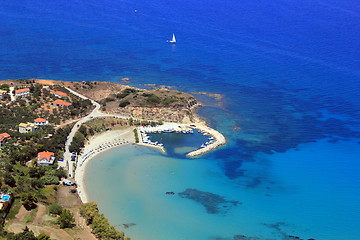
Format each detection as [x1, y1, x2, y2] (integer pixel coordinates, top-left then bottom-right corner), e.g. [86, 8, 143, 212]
[37, 151, 55, 166]
[34, 118, 48, 126]
[0, 133, 11, 146]
[15, 88, 30, 98]
[50, 90, 68, 98]
[52, 99, 71, 107]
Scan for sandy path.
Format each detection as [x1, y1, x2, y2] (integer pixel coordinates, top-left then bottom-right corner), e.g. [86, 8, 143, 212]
[15, 205, 29, 222]
[33, 204, 46, 225]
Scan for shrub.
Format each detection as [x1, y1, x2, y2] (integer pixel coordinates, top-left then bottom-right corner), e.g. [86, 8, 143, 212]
[21, 192, 38, 209]
[37, 233, 51, 240]
[48, 203, 63, 215]
[40, 175, 59, 185]
[119, 100, 130, 107]
[57, 209, 75, 228]
[163, 97, 177, 106]
[146, 94, 161, 105]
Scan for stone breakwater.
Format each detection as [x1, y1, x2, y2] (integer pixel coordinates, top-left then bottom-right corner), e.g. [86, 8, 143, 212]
[186, 123, 226, 157]
[136, 122, 226, 157]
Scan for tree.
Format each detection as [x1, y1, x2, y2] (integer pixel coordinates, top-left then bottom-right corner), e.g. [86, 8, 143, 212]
[0, 83, 9, 91]
[48, 203, 63, 215]
[12, 226, 37, 240]
[40, 175, 59, 185]
[31, 179, 44, 189]
[4, 172, 16, 187]
[69, 132, 85, 153]
[91, 213, 109, 239]
[36, 233, 51, 240]
[79, 125, 88, 138]
[5, 163, 14, 172]
[21, 192, 38, 209]
[29, 167, 46, 179]
[79, 202, 99, 224]
[57, 209, 75, 228]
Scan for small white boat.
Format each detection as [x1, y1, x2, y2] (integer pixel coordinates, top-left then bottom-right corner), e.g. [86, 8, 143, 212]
[168, 33, 176, 44]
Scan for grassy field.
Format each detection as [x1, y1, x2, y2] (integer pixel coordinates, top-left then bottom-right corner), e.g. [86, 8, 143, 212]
[6, 198, 21, 220]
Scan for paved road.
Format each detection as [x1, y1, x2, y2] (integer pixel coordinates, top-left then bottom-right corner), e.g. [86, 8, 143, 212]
[61, 87, 129, 177]
[9, 87, 15, 101]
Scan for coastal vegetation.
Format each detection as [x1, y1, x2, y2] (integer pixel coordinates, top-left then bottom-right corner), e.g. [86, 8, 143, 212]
[80, 202, 130, 240]
[108, 87, 193, 108]
[133, 128, 139, 143]
[83, 117, 163, 136]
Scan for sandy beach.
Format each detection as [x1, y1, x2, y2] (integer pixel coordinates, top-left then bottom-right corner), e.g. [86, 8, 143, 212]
[75, 128, 135, 203]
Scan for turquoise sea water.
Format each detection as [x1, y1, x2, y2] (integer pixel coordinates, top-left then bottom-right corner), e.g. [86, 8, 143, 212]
[2, 0, 360, 239]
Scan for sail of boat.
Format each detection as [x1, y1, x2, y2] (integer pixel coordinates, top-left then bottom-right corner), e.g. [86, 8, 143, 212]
[169, 33, 176, 44]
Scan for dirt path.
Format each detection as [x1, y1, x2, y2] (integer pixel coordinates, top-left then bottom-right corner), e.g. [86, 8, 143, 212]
[15, 205, 29, 222]
[7, 223, 74, 240]
[33, 204, 46, 225]
[74, 209, 97, 240]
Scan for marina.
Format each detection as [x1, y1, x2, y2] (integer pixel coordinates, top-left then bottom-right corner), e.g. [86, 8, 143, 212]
[137, 122, 226, 157]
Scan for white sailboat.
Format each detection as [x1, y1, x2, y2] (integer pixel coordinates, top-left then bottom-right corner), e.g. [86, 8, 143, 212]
[168, 33, 176, 44]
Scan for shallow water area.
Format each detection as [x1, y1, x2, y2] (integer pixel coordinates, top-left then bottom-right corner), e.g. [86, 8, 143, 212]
[85, 137, 360, 240]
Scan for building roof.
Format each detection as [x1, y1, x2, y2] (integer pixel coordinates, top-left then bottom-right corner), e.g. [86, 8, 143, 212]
[52, 99, 71, 106]
[15, 88, 30, 93]
[19, 123, 29, 128]
[51, 90, 68, 97]
[38, 151, 55, 161]
[0, 90, 7, 94]
[0, 133, 11, 141]
[34, 118, 47, 123]
[1, 133, 10, 138]
[19, 122, 34, 128]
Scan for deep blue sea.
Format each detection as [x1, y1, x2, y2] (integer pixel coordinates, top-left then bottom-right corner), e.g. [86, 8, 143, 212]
[1, 0, 360, 239]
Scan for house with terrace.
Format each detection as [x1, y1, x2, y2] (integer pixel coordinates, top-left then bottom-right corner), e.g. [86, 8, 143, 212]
[19, 122, 38, 133]
[0, 133, 10, 146]
[37, 151, 55, 166]
[50, 89, 68, 98]
[52, 99, 71, 107]
[15, 88, 30, 98]
[34, 118, 48, 126]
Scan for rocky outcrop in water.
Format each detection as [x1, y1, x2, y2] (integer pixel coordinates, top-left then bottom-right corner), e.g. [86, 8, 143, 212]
[178, 188, 240, 214]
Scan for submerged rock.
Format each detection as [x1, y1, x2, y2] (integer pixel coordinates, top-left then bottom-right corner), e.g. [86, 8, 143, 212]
[178, 188, 240, 214]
